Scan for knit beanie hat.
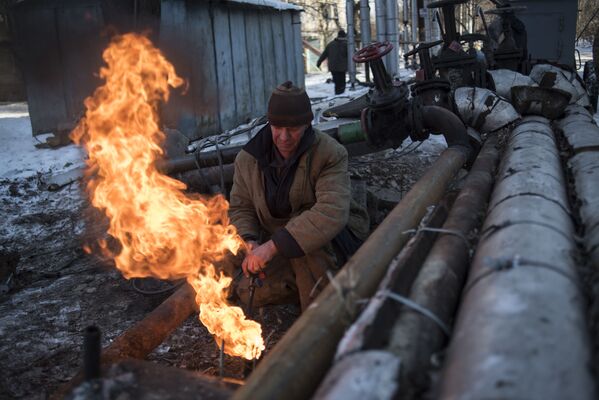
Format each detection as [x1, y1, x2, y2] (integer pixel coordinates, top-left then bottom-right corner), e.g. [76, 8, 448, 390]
[267, 81, 314, 127]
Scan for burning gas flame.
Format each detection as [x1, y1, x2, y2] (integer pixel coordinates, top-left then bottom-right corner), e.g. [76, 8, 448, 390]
[72, 33, 264, 360]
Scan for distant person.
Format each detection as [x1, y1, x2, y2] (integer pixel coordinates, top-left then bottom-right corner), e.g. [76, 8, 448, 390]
[316, 30, 348, 95]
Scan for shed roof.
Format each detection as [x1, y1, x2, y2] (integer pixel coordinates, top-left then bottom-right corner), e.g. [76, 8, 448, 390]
[225, 0, 303, 11]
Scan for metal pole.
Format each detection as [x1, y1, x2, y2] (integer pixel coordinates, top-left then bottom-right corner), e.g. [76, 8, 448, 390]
[411, 0, 418, 44]
[359, 0, 372, 81]
[346, 0, 357, 89]
[232, 146, 469, 400]
[375, 0, 387, 43]
[423, 0, 432, 42]
[439, 117, 595, 399]
[83, 326, 102, 381]
[402, 0, 410, 60]
[385, 0, 400, 77]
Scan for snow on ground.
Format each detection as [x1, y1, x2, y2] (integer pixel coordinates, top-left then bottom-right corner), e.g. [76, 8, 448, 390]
[0, 103, 84, 180]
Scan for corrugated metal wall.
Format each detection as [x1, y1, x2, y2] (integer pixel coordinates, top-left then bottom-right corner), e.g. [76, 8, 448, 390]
[9, 0, 303, 139]
[160, 0, 303, 139]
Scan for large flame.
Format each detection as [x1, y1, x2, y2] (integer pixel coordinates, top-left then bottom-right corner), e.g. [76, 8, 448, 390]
[72, 33, 264, 360]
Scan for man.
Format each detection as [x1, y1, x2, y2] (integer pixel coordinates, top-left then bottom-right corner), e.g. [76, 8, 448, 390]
[316, 30, 348, 95]
[229, 81, 369, 311]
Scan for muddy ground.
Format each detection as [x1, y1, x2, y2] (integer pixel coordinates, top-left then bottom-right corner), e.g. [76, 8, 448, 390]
[0, 138, 445, 399]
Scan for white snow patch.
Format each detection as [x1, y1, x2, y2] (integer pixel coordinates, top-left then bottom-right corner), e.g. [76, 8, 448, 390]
[227, 0, 302, 11]
[0, 103, 85, 179]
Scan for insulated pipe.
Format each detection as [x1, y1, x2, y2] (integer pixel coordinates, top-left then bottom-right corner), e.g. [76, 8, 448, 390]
[411, 0, 418, 45]
[388, 135, 500, 397]
[401, 0, 409, 57]
[375, 0, 387, 43]
[232, 146, 469, 400]
[385, 0, 399, 76]
[359, 0, 372, 81]
[346, 0, 357, 88]
[556, 105, 599, 269]
[423, 0, 432, 42]
[53, 284, 198, 399]
[421, 105, 470, 149]
[438, 117, 595, 399]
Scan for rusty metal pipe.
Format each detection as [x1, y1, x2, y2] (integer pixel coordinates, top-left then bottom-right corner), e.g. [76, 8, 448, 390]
[438, 117, 595, 399]
[388, 135, 500, 397]
[421, 105, 471, 149]
[53, 283, 197, 399]
[232, 146, 469, 400]
[102, 283, 197, 362]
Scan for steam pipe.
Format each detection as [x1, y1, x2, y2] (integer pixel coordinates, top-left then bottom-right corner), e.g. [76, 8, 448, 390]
[346, 0, 357, 88]
[421, 105, 471, 149]
[360, 0, 372, 81]
[556, 106, 599, 270]
[438, 117, 595, 399]
[232, 146, 468, 400]
[388, 135, 500, 397]
[411, 0, 418, 45]
[385, 0, 399, 76]
[375, 0, 386, 43]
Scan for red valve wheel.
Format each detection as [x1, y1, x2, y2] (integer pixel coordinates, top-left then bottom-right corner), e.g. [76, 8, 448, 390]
[353, 41, 393, 63]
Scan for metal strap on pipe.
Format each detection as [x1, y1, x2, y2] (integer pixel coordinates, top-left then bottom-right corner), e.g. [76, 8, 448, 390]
[381, 290, 451, 336]
[438, 117, 595, 400]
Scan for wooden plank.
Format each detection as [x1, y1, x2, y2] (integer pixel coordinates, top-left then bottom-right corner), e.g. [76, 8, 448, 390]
[10, 5, 68, 135]
[229, 8, 252, 123]
[259, 10, 277, 102]
[281, 11, 297, 84]
[186, 2, 220, 137]
[211, 4, 237, 131]
[244, 10, 266, 117]
[270, 12, 287, 86]
[56, 4, 105, 123]
[159, 0, 198, 135]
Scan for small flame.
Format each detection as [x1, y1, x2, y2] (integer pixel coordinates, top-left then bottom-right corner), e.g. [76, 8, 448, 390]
[72, 33, 264, 360]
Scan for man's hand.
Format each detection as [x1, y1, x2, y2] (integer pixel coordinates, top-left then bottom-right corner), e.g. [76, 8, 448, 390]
[242, 240, 278, 277]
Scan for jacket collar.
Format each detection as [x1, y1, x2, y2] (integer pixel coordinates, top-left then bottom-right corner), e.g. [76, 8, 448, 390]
[243, 124, 316, 169]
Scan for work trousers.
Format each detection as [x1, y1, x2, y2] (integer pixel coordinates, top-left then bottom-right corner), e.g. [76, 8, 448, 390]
[235, 246, 338, 312]
[331, 71, 346, 95]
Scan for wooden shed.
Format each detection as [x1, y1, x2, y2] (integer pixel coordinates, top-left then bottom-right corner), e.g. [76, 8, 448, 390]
[160, 0, 304, 138]
[8, 0, 303, 140]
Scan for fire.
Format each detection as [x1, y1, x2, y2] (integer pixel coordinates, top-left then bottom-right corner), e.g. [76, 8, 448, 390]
[72, 33, 264, 360]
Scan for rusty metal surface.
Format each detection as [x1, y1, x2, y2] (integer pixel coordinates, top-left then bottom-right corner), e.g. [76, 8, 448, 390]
[68, 359, 235, 400]
[438, 116, 595, 400]
[232, 147, 468, 400]
[529, 63, 589, 106]
[510, 85, 571, 119]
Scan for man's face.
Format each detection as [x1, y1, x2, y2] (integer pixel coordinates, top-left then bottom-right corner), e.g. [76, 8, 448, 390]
[271, 124, 307, 157]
